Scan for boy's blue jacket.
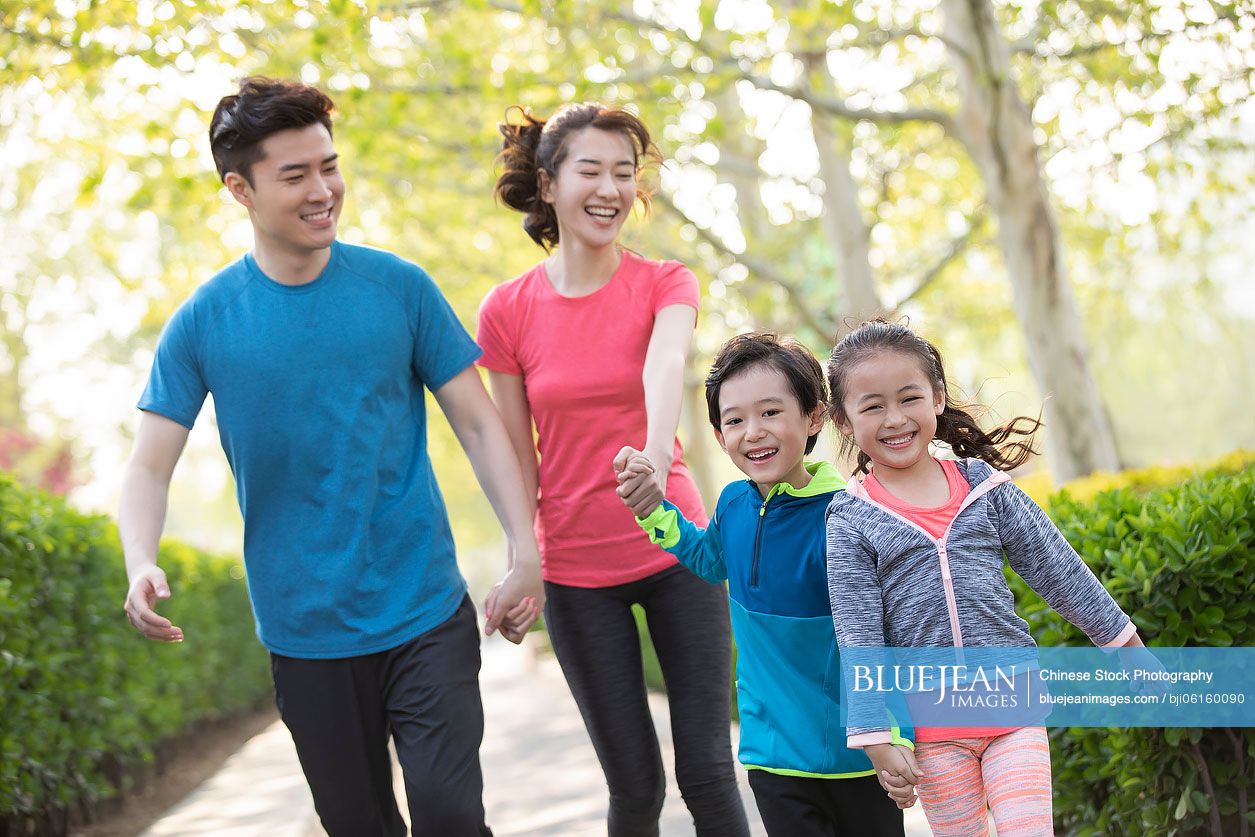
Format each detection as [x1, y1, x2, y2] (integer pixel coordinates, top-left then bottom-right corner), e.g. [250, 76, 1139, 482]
[637, 461, 913, 778]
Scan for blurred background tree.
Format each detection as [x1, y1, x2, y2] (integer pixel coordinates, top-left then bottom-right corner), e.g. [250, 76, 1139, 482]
[1, 0, 1252, 577]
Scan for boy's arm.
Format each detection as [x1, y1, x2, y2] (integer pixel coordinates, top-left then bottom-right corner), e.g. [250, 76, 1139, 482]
[434, 367, 543, 643]
[991, 482, 1138, 647]
[637, 500, 727, 584]
[614, 446, 727, 583]
[119, 411, 190, 642]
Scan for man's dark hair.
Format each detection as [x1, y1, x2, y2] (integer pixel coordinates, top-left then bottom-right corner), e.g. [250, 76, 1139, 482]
[209, 77, 335, 185]
[705, 332, 828, 454]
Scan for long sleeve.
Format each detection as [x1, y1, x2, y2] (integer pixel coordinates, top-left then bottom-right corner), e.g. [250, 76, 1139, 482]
[637, 500, 727, 584]
[990, 482, 1135, 647]
[826, 508, 894, 744]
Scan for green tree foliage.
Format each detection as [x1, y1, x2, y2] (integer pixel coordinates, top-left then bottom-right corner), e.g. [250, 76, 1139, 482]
[1, 1, 1252, 546]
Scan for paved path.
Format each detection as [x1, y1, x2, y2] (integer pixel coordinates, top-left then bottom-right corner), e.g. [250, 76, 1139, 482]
[143, 636, 933, 835]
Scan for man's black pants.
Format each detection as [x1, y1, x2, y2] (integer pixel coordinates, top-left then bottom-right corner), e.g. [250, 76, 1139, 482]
[270, 595, 491, 837]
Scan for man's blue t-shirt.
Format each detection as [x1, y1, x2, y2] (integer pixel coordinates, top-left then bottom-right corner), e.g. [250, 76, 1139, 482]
[139, 241, 482, 658]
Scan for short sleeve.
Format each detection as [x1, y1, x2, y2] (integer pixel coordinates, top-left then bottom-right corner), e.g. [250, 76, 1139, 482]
[475, 285, 522, 375]
[649, 261, 699, 315]
[138, 304, 208, 429]
[410, 266, 483, 390]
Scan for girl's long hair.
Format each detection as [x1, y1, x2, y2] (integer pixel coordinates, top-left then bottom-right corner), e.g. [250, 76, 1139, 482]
[827, 319, 1043, 476]
[495, 103, 660, 251]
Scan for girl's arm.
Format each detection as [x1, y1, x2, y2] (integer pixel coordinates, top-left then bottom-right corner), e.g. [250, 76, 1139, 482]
[826, 512, 898, 746]
[639, 303, 697, 492]
[991, 482, 1137, 647]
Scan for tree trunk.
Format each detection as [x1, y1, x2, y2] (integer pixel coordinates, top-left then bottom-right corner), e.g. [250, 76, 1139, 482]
[941, 0, 1120, 481]
[805, 58, 883, 327]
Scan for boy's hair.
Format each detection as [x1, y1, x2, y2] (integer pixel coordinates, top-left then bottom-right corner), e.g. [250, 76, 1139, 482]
[209, 77, 335, 186]
[827, 318, 1042, 475]
[705, 333, 827, 454]
[495, 102, 662, 251]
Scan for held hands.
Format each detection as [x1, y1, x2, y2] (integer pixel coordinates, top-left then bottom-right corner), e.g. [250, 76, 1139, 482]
[612, 446, 666, 518]
[484, 545, 544, 645]
[865, 743, 923, 809]
[123, 564, 184, 642]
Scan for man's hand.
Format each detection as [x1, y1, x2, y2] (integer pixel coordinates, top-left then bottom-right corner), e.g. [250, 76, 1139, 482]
[865, 743, 922, 809]
[484, 549, 544, 644]
[612, 446, 665, 518]
[123, 564, 184, 642]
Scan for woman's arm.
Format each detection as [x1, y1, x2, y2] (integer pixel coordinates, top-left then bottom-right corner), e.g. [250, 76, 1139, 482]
[486, 370, 540, 517]
[434, 368, 543, 642]
[639, 302, 697, 494]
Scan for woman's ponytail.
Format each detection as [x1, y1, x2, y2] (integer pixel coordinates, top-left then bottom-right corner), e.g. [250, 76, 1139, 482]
[495, 106, 559, 250]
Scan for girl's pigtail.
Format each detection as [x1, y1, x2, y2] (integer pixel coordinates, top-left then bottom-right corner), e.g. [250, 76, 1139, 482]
[926, 343, 1043, 471]
[934, 404, 1043, 471]
[495, 106, 559, 250]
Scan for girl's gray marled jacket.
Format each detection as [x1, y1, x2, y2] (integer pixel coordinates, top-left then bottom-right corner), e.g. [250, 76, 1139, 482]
[825, 457, 1136, 745]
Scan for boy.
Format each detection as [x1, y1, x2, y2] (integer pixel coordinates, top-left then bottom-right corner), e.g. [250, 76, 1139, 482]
[613, 332, 917, 836]
[119, 77, 541, 836]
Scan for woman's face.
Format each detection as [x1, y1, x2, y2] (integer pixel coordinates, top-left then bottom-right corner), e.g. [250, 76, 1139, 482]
[540, 126, 638, 252]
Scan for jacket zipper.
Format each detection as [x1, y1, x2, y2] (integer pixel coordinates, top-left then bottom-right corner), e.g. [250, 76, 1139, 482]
[844, 469, 1010, 646]
[750, 498, 768, 588]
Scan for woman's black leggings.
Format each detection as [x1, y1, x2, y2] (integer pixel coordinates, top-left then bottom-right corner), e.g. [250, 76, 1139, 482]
[543, 564, 750, 837]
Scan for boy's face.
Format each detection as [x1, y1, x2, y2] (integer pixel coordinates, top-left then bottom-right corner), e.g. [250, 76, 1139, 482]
[714, 363, 825, 498]
[225, 122, 344, 257]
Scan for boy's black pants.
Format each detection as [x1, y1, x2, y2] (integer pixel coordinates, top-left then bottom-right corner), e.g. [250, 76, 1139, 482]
[270, 595, 491, 837]
[748, 769, 904, 837]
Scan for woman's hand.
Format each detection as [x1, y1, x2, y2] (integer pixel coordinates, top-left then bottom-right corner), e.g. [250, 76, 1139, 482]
[612, 446, 665, 518]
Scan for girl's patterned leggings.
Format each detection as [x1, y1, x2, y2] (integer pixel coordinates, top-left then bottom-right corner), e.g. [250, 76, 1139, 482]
[914, 726, 1054, 836]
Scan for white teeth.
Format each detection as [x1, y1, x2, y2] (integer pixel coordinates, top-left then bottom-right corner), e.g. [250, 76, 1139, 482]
[586, 207, 617, 217]
[303, 209, 331, 221]
[881, 433, 914, 447]
[747, 449, 777, 461]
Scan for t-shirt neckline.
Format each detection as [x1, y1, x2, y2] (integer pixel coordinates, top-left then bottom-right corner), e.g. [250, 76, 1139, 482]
[245, 241, 340, 295]
[537, 248, 633, 301]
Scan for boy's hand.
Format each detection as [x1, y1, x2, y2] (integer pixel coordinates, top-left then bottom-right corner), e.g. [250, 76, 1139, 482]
[612, 446, 664, 517]
[864, 743, 922, 808]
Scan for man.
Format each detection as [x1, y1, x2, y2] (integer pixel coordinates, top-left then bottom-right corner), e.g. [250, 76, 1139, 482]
[119, 77, 543, 836]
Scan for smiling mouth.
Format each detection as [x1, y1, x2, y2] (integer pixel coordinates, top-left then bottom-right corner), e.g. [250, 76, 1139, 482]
[302, 208, 333, 222]
[585, 206, 618, 218]
[880, 432, 916, 449]
[746, 448, 778, 462]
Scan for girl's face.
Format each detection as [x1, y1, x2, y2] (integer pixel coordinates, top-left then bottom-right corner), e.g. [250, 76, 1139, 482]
[836, 350, 945, 477]
[539, 127, 637, 252]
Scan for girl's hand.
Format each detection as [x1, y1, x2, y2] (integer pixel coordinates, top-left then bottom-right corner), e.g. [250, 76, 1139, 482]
[864, 743, 923, 808]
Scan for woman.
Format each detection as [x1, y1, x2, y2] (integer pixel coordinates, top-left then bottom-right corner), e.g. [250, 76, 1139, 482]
[476, 103, 750, 837]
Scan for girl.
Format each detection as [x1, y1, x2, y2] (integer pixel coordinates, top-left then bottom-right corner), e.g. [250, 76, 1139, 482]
[824, 319, 1146, 836]
[476, 103, 750, 837]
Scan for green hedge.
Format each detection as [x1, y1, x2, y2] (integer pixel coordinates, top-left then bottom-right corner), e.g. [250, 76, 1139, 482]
[0, 473, 271, 832]
[1008, 463, 1255, 835]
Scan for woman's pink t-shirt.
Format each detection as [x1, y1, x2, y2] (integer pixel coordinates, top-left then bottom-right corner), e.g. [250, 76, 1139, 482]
[476, 249, 707, 587]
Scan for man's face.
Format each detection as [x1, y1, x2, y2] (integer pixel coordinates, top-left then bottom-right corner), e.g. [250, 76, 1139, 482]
[226, 122, 344, 256]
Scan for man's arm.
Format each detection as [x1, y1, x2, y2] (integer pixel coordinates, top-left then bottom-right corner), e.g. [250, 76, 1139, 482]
[119, 411, 190, 642]
[434, 367, 544, 644]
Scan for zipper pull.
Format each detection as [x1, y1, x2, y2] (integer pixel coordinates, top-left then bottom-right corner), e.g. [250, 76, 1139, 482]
[760, 501, 767, 517]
